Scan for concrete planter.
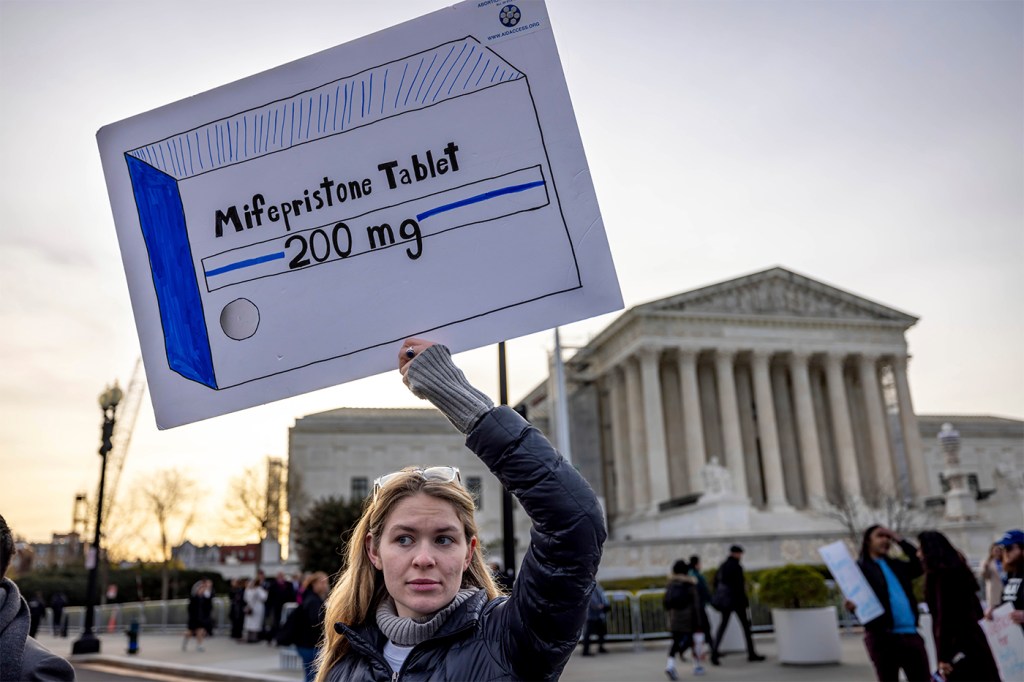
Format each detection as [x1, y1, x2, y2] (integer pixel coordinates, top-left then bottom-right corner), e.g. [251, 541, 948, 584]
[771, 606, 841, 665]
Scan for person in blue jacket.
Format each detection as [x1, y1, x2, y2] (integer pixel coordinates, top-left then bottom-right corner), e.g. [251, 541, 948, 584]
[314, 338, 607, 682]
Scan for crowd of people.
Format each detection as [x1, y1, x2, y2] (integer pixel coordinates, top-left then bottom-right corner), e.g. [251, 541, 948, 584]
[1, 340, 1022, 682]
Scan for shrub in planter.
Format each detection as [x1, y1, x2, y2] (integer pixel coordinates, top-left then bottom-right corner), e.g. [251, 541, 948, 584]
[758, 564, 829, 609]
[760, 564, 840, 665]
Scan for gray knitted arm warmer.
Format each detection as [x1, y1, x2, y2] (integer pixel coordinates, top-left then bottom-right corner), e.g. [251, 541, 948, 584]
[405, 345, 495, 434]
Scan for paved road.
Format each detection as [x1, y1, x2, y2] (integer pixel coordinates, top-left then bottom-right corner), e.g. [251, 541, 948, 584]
[40, 630, 879, 682]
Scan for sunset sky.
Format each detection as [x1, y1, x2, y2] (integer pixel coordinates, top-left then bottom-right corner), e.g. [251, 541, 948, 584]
[1, 0, 1020, 554]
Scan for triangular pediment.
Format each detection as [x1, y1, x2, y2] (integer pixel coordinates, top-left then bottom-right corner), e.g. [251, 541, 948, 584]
[637, 267, 917, 324]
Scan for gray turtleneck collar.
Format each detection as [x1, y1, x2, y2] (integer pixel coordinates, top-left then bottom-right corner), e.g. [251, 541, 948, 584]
[375, 587, 479, 646]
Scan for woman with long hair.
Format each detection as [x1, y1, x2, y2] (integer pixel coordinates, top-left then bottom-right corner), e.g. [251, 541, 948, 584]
[917, 531, 1000, 681]
[313, 339, 606, 681]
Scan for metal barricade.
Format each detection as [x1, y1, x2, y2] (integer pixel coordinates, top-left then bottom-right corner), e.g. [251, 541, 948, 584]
[61, 597, 233, 635]
[603, 590, 635, 642]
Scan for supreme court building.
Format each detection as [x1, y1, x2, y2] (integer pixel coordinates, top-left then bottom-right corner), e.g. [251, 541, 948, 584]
[288, 267, 1024, 576]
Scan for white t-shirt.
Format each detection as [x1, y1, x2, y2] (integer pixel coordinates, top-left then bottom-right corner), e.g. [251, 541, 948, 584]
[383, 639, 414, 674]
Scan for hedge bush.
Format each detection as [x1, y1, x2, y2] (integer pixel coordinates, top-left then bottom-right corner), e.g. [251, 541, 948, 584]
[757, 564, 830, 609]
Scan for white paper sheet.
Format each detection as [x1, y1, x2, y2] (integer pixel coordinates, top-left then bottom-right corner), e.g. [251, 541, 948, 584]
[818, 540, 885, 624]
[980, 601, 1024, 681]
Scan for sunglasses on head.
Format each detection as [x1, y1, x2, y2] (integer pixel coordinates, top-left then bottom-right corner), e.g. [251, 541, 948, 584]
[372, 466, 462, 501]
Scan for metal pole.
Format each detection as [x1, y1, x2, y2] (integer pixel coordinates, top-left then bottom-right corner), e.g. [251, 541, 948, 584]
[553, 328, 573, 465]
[73, 408, 113, 655]
[498, 342, 516, 582]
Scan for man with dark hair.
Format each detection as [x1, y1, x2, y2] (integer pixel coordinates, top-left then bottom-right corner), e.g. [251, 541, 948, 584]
[847, 524, 929, 682]
[995, 528, 1024, 631]
[709, 545, 764, 665]
[0, 513, 75, 681]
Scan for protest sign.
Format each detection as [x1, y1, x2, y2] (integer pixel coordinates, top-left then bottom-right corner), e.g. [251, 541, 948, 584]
[97, 1, 621, 428]
[980, 602, 1024, 681]
[818, 540, 884, 624]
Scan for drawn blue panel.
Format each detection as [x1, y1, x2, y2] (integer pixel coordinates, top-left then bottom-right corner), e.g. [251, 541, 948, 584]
[125, 155, 216, 388]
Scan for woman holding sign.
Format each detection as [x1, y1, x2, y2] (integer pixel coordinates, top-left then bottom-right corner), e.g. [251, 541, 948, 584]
[314, 339, 606, 682]
[918, 531, 1000, 682]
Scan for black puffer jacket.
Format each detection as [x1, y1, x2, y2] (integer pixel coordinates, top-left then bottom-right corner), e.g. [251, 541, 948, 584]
[326, 406, 606, 681]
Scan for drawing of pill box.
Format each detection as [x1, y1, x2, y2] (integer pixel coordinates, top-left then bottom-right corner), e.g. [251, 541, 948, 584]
[123, 37, 580, 390]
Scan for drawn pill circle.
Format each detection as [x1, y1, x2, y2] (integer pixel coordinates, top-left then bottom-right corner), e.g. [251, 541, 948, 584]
[220, 298, 260, 340]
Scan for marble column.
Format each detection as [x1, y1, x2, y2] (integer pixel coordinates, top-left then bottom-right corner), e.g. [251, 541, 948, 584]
[639, 348, 672, 505]
[607, 367, 633, 515]
[858, 353, 896, 496]
[825, 353, 860, 498]
[677, 349, 706, 493]
[714, 350, 748, 499]
[892, 355, 930, 500]
[751, 351, 791, 510]
[624, 357, 649, 510]
[788, 352, 827, 504]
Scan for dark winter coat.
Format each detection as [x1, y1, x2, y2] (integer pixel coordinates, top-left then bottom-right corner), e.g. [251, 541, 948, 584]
[0, 577, 75, 682]
[663, 574, 699, 634]
[187, 590, 214, 633]
[857, 539, 922, 634]
[714, 556, 748, 611]
[925, 564, 1000, 682]
[326, 406, 607, 681]
[289, 588, 325, 649]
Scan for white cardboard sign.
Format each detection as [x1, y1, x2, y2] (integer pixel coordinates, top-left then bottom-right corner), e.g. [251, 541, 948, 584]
[980, 602, 1024, 681]
[818, 541, 885, 624]
[97, 1, 622, 428]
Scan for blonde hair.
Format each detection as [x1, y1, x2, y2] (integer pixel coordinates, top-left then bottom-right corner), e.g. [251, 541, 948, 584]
[302, 571, 329, 595]
[313, 468, 501, 682]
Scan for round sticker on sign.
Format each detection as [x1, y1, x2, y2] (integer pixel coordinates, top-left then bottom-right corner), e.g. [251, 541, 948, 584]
[500, 5, 521, 28]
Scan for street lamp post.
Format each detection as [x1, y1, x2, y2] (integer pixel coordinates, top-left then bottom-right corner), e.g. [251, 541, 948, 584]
[72, 383, 122, 655]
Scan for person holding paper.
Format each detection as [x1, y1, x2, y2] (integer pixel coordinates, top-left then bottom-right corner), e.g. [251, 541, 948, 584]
[994, 529, 1024, 629]
[314, 339, 606, 682]
[848, 525, 930, 682]
[917, 531, 1000, 681]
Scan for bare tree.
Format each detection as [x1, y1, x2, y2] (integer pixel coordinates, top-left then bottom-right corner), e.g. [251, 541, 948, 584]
[224, 460, 287, 571]
[136, 468, 200, 600]
[814, 486, 936, 546]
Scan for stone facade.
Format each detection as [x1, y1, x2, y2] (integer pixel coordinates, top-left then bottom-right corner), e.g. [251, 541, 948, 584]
[287, 408, 532, 565]
[286, 267, 1023, 577]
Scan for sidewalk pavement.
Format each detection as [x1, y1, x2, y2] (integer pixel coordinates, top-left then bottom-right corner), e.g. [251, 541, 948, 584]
[40, 630, 878, 681]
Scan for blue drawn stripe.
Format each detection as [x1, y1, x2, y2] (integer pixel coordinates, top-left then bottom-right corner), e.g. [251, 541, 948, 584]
[434, 43, 466, 102]
[347, 79, 354, 125]
[306, 95, 313, 138]
[361, 79, 365, 119]
[395, 63, 407, 109]
[406, 57, 424, 107]
[464, 53, 483, 89]
[367, 72, 372, 117]
[341, 83, 348, 130]
[451, 46, 475, 95]
[334, 86, 340, 130]
[381, 68, 388, 115]
[422, 45, 455, 104]
[206, 251, 286, 277]
[476, 58, 490, 87]
[416, 180, 545, 221]
[318, 93, 323, 134]
[415, 53, 438, 102]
